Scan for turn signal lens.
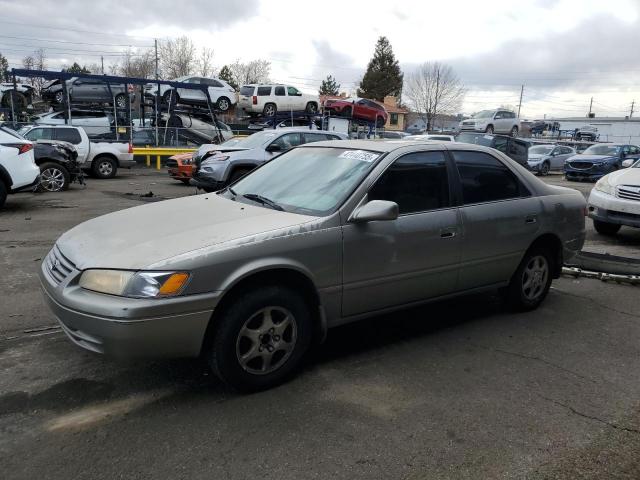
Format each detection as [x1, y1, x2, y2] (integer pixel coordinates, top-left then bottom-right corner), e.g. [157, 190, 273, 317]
[159, 273, 190, 295]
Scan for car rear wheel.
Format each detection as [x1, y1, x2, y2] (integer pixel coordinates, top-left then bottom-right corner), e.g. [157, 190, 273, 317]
[114, 94, 128, 109]
[505, 247, 553, 311]
[217, 97, 231, 112]
[510, 126, 519, 137]
[207, 285, 312, 392]
[593, 219, 621, 235]
[54, 91, 64, 104]
[263, 103, 277, 117]
[92, 156, 117, 179]
[305, 102, 318, 114]
[163, 90, 178, 105]
[540, 161, 550, 176]
[485, 125, 494, 134]
[0, 182, 7, 208]
[39, 162, 70, 192]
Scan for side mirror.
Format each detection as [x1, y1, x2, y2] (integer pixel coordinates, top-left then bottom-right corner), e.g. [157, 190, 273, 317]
[350, 200, 399, 223]
[265, 144, 282, 153]
[622, 159, 634, 168]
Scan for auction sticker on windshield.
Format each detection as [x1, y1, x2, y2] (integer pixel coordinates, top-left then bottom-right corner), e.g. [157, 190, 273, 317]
[339, 150, 379, 162]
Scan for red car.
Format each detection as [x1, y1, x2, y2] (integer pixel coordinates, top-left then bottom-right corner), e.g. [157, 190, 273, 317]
[166, 152, 195, 184]
[323, 97, 388, 127]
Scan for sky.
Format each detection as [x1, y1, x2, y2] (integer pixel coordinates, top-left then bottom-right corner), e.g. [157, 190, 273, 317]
[1, 0, 639, 119]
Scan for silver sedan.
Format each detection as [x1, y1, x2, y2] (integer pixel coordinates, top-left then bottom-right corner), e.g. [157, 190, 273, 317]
[40, 140, 586, 391]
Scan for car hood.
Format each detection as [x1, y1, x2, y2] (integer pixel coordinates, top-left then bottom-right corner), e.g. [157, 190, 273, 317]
[56, 194, 317, 270]
[567, 154, 615, 163]
[528, 154, 549, 161]
[603, 167, 640, 186]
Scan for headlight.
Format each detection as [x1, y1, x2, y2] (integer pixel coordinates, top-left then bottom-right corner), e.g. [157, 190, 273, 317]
[594, 177, 614, 195]
[79, 270, 190, 298]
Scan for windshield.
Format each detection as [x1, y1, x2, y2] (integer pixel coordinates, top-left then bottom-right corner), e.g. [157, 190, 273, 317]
[227, 130, 280, 149]
[583, 145, 621, 156]
[0, 126, 25, 139]
[226, 147, 381, 216]
[474, 110, 495, 118]
[529, 146, 554, 155]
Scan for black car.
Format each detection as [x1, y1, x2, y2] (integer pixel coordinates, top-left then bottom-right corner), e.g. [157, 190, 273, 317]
[32, 141, 83, 192]
[455, 132, 531, 168]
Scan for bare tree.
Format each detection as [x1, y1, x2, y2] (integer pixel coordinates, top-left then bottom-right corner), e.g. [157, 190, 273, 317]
[115, 49, 155, 79]
[228, 59, 270, 86]
[198, 47, 214, 77]
[159, 36, 196, 79]
[404, 62, 465, 132]
[21, 49, 48, 97]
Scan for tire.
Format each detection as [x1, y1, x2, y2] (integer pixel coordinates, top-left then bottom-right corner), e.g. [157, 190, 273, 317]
[1, 91, 27, 109]
[305, 102, 318, 114]
[114, 93, 128, 109]
[485, 125, 494, 134]
[540, 161, 550, 176]
[263, 103, 277, 117]
[92, 156, 117, 179]
[229, 168, 251, 184]
[54, 91, 64, 104]
[216, 97, 231, 112]
[510, 126, 519, 137]
[505, 247, 554, 311]
[593, 219, 621, 235]
[0, 181, 6, 208]
[207, 284, 312, 392]
[376, 116, 385, 128]
[39, 162, 70, 192]
[163, 90, 178, 106]
[180, 178, 191, 185]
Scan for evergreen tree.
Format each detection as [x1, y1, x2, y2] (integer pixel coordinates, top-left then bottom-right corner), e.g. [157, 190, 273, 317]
[319, 75, 340, 96]
[64, 62, 90, 74]
[358, 36, 403, 101]
[0, 53, 9, 82]
[218, 65, 238, 90]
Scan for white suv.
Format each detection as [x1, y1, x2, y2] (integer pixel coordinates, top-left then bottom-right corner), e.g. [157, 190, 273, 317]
[144, 76, 237, 112]
[459, 109, 520, 136]
[238, 84, 320, 117]
[0, 127, 40, 208]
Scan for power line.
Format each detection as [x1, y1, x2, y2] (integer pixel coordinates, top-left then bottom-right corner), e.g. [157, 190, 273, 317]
[0, 34, 152, 48]
[0, 42, 150, 55]
[0, 19, 154, 40]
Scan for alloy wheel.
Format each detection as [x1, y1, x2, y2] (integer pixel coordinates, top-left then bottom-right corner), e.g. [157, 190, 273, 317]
[40, 167, 66, 192]
[264, 105, 276, 117]
[98, 161, 114, 176]
[235, 306, 297, 375]
[218, 98, 229, 111]
[522, 255, 549, 301]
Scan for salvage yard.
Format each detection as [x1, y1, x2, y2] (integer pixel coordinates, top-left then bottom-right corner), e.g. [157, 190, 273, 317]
[1, 169, 639, 479]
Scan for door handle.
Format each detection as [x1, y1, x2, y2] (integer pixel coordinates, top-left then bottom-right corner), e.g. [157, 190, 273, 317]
[525, 215, 537, 224]
[440, 229, 456, 239]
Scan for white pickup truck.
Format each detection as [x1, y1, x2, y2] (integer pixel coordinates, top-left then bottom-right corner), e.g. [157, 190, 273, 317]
[17, 124, 135, 178]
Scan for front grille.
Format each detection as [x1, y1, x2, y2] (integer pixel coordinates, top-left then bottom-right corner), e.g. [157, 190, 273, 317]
[45, 245, 76, 285]
[568, 161, 593, 170]
[617, 185, 640, 201]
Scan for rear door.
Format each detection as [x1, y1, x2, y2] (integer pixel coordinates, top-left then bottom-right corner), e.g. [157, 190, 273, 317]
[341, 149, 461, 316]
[54, 128, 87, 160]
[451, 149, 540, 291]
[274, 85, 288, 110]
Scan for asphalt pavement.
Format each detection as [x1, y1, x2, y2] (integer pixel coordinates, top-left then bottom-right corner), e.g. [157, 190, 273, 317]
[1, 168, 639, 479]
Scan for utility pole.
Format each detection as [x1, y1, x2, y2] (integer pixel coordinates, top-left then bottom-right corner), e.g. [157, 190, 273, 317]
[517, 84, 524, 118]
[154, 38, 159, 147]
[630, 100, 635, 118]
[588, 97, 593, 117]
[101, 56, 104, 75]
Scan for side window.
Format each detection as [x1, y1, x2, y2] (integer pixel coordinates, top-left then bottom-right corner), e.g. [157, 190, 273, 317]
[368, 151, 450, 215]
[274, 86, 286, 96]
[302, 133, 329, 143]
[52, 113, 65, 119]
[508, 140, 528, 158]
[493, 136, 508, 153]
[287, 86, 300, 96]
[494, 111, 503, 119]
[622, 145, 631, 155]
[54, 128, 82, 145]
[209, 79, 223, 88]
[452, 151, 525, 205]
[390, 113, 398, 125]
[270, 133, 301, 150]
[257, 86, 272, 96]
[23, 128, 54, 141]
[630, 146, 640, 155]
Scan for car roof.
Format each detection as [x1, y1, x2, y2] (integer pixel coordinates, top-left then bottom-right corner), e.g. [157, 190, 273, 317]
[298, 139, 465, 152]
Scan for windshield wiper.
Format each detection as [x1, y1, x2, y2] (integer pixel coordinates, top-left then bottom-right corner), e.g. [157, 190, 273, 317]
[242, 193, 284, 211]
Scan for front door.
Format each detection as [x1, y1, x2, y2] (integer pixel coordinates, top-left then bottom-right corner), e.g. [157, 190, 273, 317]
[450, 149, 541, 290]
[342, 150, 461, 317]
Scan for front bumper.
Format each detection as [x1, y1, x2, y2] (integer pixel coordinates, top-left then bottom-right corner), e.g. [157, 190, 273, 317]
[588, 189, 640, 228]
[190, 171, 224, 191]
[39, 253, 219, 359]
[168, 165, 192, 180]
[564, 164, 615, 181]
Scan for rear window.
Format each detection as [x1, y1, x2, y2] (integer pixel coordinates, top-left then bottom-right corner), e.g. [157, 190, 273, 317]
[257, 86, 272, 96]
[55, 128, 82, 145]
[240, 86, 254, 96]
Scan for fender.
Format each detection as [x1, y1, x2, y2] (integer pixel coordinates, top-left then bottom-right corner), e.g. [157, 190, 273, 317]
[0, 164, 13, 189]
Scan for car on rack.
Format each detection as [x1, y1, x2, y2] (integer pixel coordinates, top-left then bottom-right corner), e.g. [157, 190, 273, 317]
[191, 128, 347, 192]
[564, 143, 640, 181]
[587, 158, 640, 235]
[33, 110, 113, 136]
[41, 78, 134, 109]
[0, 82, 34, 108]
[527, 144, 576, 175]
[238, 84, 320, 117]
[18, 125, 135, 179]
[40, 139, 586, 392]
[455, 132, 530, 167]
[143, 76, 236, 112]
[323, 97, 388, 128]
[0, 126, 40, 208]
[459, 109, 520, 137]
[405, 134, 455, 142]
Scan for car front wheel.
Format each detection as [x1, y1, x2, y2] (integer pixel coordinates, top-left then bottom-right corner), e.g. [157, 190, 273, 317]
[505, 247, 553, 311]
[207, 285, 312, 392]
[39, 162, 70, 192]
[510, 126, 519, 137]
[485, 125, 494, 134]
[593, 219, 621, 235]
[540, 161, 550, 176]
